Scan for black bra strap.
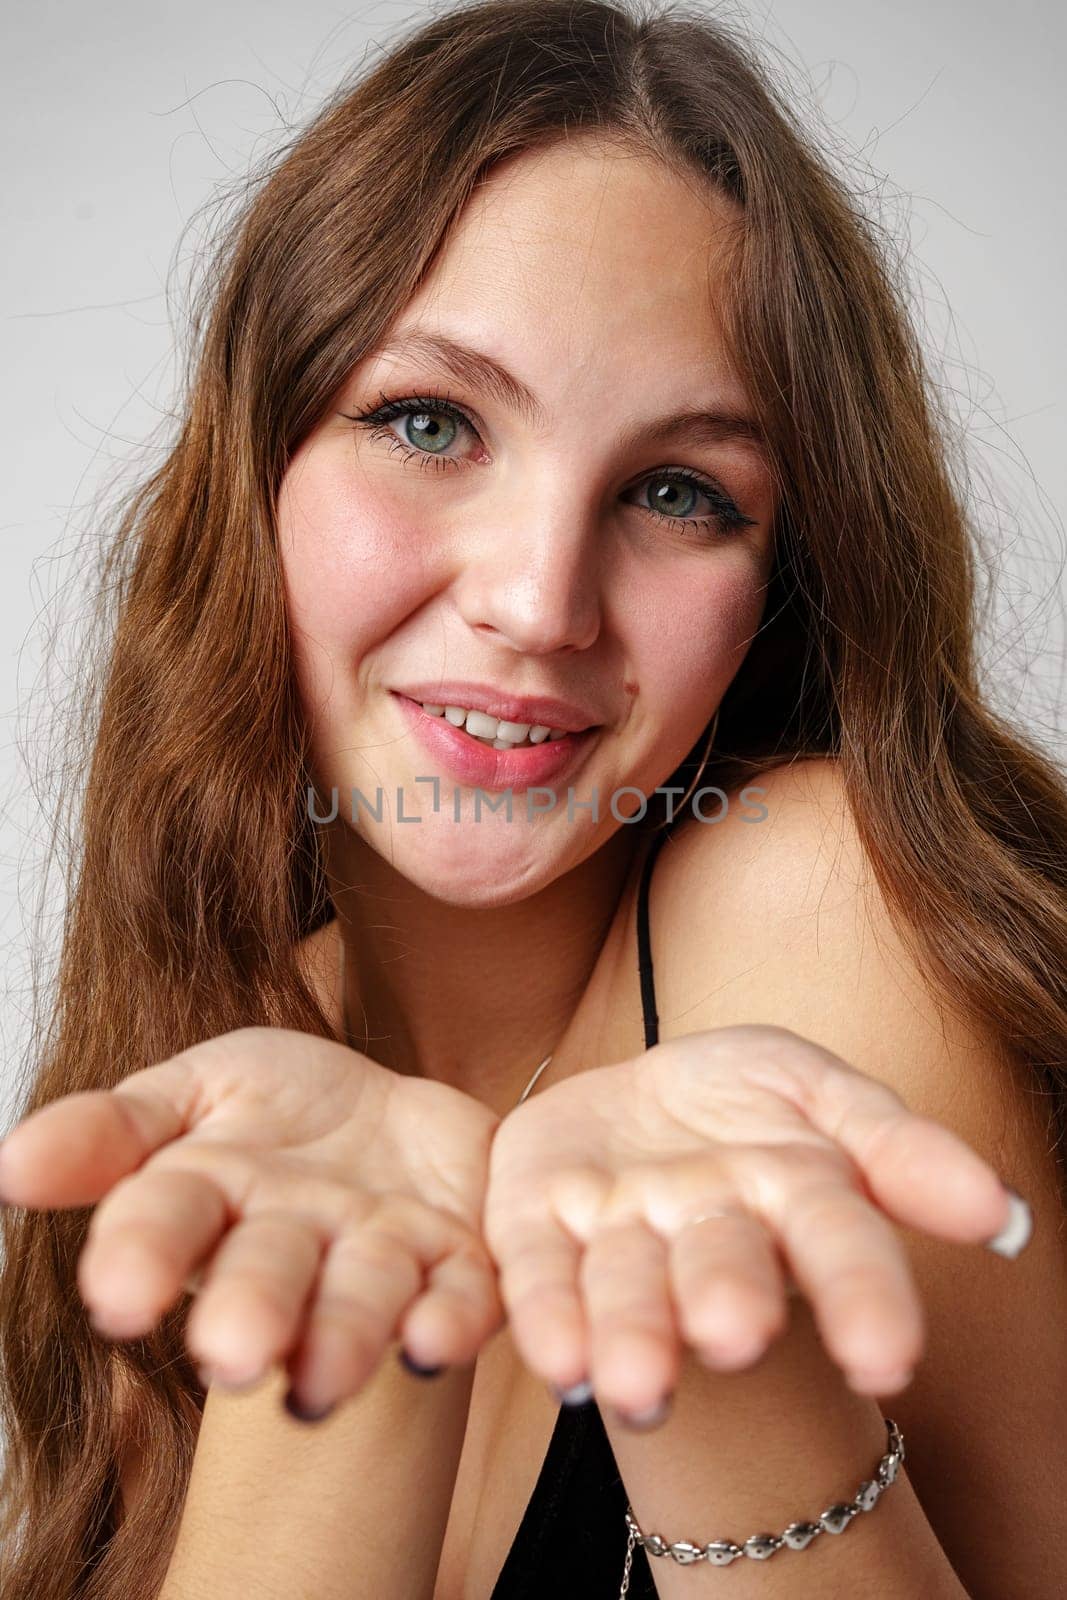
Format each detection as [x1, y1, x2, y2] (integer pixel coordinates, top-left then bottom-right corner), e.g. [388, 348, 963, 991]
[636, 825, 674, 1051]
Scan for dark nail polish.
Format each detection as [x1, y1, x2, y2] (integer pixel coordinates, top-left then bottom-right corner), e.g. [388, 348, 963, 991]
[398, 1347, 444, 1378]
[283, 1388, 335, 1423]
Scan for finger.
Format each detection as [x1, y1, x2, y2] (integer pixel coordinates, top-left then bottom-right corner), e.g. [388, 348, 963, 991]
[187, 1210, 325, 1384]
[80, 1151, 354, 1339]
[581, 1219, 678, 1416]
[752, 1043, 1012, 1245]
[773, 1181, 924, 1393]
[277, 1216, 422, 1408]
[78, 1165, 230, 1336]
[288, 1203, 500, 1412]
[860, 1110, 1015, 1245]
[400, 1234, 505, 1366]
[0, 1063, 197, 1208]
[668, 1209, 790, 1371]
[493, 1213, 588, 1392]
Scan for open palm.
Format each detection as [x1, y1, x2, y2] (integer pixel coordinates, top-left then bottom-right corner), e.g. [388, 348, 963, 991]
[482, 1024, 1021, 1419]
[0, 1027, 504, 1410]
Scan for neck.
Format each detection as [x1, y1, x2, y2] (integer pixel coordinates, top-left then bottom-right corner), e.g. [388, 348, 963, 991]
[325, 822, 643, 1117]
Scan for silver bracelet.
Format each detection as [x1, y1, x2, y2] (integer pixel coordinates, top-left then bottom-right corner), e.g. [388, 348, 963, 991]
[619, 1416, 904, 1595]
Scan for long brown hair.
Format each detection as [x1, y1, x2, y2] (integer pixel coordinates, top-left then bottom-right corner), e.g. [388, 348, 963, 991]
[3, 2, 1065, 1593]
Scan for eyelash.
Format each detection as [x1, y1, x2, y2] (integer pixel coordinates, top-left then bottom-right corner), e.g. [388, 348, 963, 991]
[342, 387, 759, 541]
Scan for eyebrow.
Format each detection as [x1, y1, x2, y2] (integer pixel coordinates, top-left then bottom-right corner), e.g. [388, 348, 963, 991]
[371, 331, 769, 460]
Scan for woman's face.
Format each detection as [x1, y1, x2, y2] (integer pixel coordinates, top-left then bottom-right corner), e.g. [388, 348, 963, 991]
[278, 135, 779, 905]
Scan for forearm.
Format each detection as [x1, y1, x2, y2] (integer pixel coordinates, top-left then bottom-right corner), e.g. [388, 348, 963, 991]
[602, 1302, 969, 1600]
[159, 1340, 473, 1600]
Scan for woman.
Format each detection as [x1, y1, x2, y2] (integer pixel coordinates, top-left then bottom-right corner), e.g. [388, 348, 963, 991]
[1, 1, 1064, 1597]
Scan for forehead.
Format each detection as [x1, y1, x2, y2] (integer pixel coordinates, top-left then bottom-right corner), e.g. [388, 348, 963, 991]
[391, 135, 747, 405]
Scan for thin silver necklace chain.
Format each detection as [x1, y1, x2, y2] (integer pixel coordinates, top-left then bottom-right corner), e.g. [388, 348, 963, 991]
[336, 928, 555, 1110]
[514, 1052, 554, 1106]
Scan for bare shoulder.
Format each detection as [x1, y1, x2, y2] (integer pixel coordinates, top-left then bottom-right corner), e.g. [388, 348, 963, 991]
[649, 750, 1061, 1195]
[649, 757, 890, 1057]
[654, 754, 872, 947]
[648, 754, 1067, 1598]
[652, 753, 1027, 1121]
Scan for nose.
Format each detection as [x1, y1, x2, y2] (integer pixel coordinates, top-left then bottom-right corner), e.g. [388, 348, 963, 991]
[452, 496, 603, 655]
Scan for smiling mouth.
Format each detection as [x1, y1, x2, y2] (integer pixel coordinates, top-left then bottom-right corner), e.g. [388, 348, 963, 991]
[409, 699, 596, 749]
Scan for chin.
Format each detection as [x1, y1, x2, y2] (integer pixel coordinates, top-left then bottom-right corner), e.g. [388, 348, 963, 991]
[369, 824, 586, 905]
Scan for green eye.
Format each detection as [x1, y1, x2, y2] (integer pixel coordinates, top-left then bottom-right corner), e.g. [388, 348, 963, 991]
[646, 476, 700, 519]
[345, 390, 759, 541]
[399, 409, 459, 454]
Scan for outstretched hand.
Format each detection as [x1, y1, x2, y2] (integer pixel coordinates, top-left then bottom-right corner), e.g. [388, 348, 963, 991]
[482, 1023, 1027, 1422]
[0, 1027, 505, 1416]
[0, 1023, 1029, 1425]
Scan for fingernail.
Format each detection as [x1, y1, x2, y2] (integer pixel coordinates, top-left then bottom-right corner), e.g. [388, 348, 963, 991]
[283, 1387, 335, 1423]
[613, 1392, 673, 1430]
[985, 1188, 1033, 1259]
[551, 1377, 594, 1406]
[88, 1310, 147, 1340]
[197, 1364, 263, 1393]
[849, 1365, 914, 1395]
[397, 1347, 445, 1378]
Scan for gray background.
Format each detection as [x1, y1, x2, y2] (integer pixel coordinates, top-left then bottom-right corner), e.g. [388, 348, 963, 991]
[2, 0, 1065, 1127]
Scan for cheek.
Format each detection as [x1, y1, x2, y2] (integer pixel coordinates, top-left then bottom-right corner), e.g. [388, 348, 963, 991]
[633, 558, 768, 715]
[277, 461, 434, 680]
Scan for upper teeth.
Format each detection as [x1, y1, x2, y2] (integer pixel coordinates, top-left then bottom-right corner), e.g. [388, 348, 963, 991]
[419, 703, 570, 746]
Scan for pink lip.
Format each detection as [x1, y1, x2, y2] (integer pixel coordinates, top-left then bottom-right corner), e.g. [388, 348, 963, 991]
[392, 693, 600, 793]
[391, 681, 603, 734]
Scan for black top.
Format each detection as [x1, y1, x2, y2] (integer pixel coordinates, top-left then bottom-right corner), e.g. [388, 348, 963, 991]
[489, 825, 674, 1598]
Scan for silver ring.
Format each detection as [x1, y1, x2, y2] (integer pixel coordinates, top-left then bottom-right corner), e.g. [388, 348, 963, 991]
[678, 1207, 745, 1227]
